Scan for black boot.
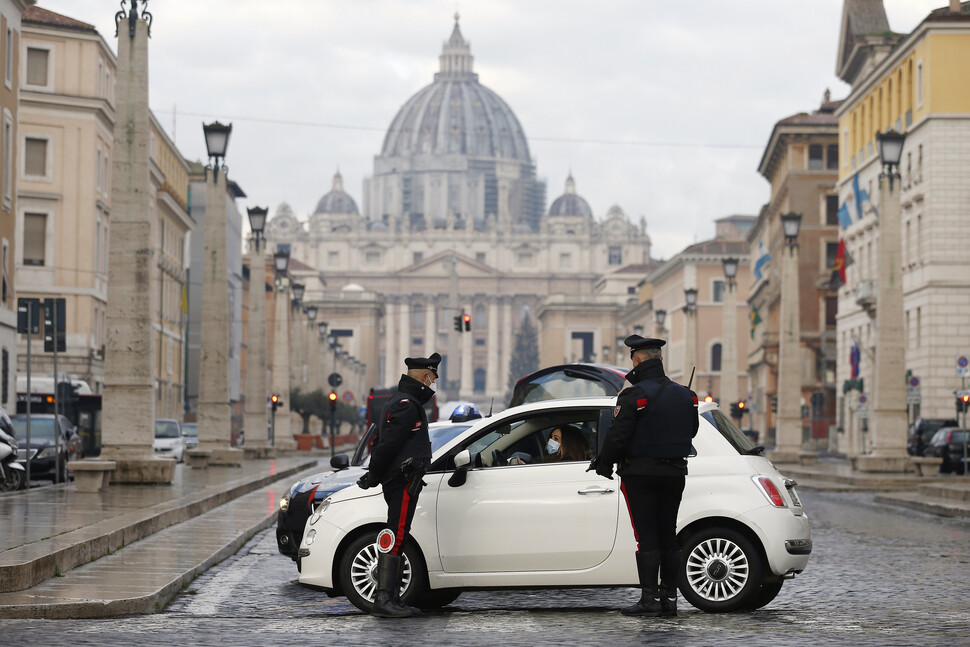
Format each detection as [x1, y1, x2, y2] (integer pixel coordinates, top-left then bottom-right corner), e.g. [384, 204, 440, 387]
[370, 554, 417, 618]
[659, 550, 681, 617]
[621, 551, 662, 616]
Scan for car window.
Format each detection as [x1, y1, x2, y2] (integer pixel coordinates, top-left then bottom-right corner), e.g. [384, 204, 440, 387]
[154, 420, 180, 438]
[702, 410, 756, 454]
[458, 409, 600, 467]
[511, 369, 619, 407]
[354, 422, 471, 467]
[11, 417, 56, 440]
[929, 429, 948, 445]
[181, 424, 198, 437]
[948, 430, 969, 445]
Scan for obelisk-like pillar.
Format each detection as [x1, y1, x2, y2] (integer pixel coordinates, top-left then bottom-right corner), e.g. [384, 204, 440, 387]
[244, 251, 270, 457]
[100, 8, 174, 483]
[272, 281, 295, 449]
[769, 243, 804, 463]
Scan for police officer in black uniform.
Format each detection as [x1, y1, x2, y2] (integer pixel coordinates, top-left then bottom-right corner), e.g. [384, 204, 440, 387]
[356, 352, 440, 618]
[589, 335, 698, 617]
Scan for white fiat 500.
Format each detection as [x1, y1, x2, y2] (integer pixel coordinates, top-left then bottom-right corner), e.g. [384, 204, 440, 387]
[297, 398, 811, 614]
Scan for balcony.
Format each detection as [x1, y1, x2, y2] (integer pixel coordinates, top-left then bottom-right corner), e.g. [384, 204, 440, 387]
[854, 279, 876, 316]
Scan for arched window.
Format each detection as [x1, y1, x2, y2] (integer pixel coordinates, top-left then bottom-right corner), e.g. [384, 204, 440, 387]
[711, 343, 722, 372]
[474, 304, 486, 330]
[474, 368, 486, 394]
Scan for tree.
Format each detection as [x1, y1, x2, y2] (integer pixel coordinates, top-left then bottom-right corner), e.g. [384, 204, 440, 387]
[290, 387, 360, 435]
[506, 314, 539, 402]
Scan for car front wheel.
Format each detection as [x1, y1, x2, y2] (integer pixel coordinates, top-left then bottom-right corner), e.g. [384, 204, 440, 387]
[680, 527, 764, 613]
[338, 531, 428, 614]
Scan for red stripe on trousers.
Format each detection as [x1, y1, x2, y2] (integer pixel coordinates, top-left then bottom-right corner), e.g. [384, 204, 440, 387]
[619, 480, 641, 553]
[391, 487, 411, 555]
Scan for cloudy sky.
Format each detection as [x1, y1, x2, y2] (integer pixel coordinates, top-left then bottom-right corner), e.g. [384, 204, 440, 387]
[41, 0, 943, 259]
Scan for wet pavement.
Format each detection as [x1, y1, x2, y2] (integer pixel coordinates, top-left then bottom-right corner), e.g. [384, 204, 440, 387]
[2, 488, 968, 646]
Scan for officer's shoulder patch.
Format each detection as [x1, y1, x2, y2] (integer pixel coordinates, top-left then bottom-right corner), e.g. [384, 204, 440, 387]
[613, 405, 621, 417]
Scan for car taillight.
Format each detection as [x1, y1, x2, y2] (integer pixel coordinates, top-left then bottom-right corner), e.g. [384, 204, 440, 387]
[753, 476, 786, 507]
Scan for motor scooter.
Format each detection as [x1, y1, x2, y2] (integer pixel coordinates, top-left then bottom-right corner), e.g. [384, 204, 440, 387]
[0, 413, 25, 491]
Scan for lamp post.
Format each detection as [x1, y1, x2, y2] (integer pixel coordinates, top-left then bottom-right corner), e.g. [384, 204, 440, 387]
[721, 257, 739, 410]
[244, 206, 270, 457]
[771, 212, 804, 463]
[270, 246, 295, 449]
[682, 288, 697, 382]
[194, 120, 240, 466]
[858, 130, 909, 471]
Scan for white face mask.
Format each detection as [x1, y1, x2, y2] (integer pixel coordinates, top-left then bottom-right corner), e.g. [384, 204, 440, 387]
[546, 439, 561, 455]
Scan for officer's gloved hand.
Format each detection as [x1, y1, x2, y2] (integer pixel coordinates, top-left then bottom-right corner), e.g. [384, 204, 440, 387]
[356, 472, 377, 490]
[587, 456, 614, 480]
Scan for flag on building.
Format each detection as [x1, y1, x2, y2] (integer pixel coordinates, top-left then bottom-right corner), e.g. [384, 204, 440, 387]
[750, 305, 762, 339]
[753, 241, 771, 281]
[849, 342, 861, 379]
[852, 172, 874, 221]
[833, 239, 852, 283]
[837, 200, 852, 228]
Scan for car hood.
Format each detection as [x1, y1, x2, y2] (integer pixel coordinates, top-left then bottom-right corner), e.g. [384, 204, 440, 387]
[288, 466, 367, 500]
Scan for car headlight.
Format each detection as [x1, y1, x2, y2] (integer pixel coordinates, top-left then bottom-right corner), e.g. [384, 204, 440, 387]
[279, 496, 290, 512]
[36, 447, 56, 459]
[309, 498, 331, 525]
[305, 529, 317, 546]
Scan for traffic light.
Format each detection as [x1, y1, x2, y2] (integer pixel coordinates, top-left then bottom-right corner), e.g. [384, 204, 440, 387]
[463, 312, 471, 331]
[270, 393, 282, 413]
[453, 315, 463, 332]
[730, 401, 746, 419]
[957, 392, 970, 414]
[328, 391, 338, 411]
[56, 381, 79, 411]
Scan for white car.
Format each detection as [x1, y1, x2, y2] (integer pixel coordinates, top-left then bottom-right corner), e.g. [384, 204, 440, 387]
[153, 419, 185, 463]
[297, 398, 811, 613]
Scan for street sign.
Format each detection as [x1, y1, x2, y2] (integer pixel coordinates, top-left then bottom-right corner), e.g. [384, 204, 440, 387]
[908, 376, 919, 388]
[857, 404, 870, 419]
[17, 298, 40, 334]
[328, 372, 343, 387]
[958, 355, 969, 377]
[44, 298, 66, 353]
[342, 391, 354, 403]
[858, 394, 867, 404]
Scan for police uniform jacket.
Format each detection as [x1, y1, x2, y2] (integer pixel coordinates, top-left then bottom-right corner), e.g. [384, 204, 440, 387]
[367, 374, 434, 483]
[599, 358, 699, 476]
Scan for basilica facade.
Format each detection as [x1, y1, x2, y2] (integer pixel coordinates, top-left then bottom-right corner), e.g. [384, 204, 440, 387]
[264, 18, 654, 405]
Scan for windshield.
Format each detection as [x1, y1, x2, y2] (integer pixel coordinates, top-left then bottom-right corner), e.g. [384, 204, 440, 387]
[11, 417, 56, 440]
[181, 424, 198, 437]
[354, 423, 472, 467]
[946, 430, 969, 444]
[155, 420, 180, 438]
[702, 410, 756, 454]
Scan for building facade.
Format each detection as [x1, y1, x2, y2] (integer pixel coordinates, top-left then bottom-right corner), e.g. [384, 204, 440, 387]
[264, 19, 654, 407]
[0, 0, 31, 411]
[747, 95, 841, 450]
[833, 1, 970, 456]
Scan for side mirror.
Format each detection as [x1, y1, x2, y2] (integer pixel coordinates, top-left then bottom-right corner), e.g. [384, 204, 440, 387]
[330, 453, 350, 471]
[448, 449, 472, 487]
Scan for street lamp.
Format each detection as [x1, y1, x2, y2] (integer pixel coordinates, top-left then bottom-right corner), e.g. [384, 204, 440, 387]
[305, 305, 318, 322]
[683, 288, 697, 312]
[633, 324, 644, 336]
[780, 212, 802, 254]
[246, 206, 268, 253]
[722, 257, 739, 289]
[274, 247, 290, 275]
[877, 129, 906, 188]
[202, 121, 232, 180]
[318, 321, 328, 337]
[655, 309, 666, 328]
[291, 283, 305, 303]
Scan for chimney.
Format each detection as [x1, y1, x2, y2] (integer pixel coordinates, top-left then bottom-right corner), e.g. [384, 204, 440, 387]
[952, 0, 961, 13]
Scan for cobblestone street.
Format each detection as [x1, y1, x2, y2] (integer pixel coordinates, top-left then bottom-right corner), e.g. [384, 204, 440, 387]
[3, 489, 969, 646]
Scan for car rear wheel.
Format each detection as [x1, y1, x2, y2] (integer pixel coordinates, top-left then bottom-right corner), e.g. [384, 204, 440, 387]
[680, 527, 764, 613]
[416, 588, 461, 609]
[339, 531, 428, 614]
[744, 581, 784, 610]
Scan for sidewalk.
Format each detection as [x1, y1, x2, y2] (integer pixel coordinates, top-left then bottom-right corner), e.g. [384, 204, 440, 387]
[0, 452, 330, 618]
[773, 454, 970, 518]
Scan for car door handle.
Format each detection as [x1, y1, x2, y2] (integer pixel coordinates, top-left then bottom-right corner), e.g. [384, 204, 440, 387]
[577, 487, 615, 495]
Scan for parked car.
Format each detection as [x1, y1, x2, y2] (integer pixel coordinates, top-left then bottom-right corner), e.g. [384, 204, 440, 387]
[296, 398, 811, 614]
[508, 363, 628, 408]
[181, 423, 198, 450]
[277, 420, 473, 564]
[11, 414, 83, 483]
[925, 427, 969, 474]
[907, 417, 958, 456]
[153, 419, 185, 463]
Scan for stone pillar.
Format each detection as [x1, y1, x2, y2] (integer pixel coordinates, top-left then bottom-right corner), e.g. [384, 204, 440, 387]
[99, 12, 173, 483]
[460, 302, 474, 397]
[857, 175, 909, 472]
[244, 251, 270, 457]
[501, 299, 513, 397]
[721, 281, 738, 407]
[684, 308, 697, 384]
[486, 297, 500, 396]
[770, 243, 804, 463]
[424, 297, 436, 359]
[398, 299, 410, 363]
[195, 168, 241, 466]
[384, 297, 396, 388]
[271, 280, 295, 449]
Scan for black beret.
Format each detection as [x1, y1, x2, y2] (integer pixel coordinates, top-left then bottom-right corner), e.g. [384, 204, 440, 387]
[625, 334, 666, 358]
[405, 352, 441, 376]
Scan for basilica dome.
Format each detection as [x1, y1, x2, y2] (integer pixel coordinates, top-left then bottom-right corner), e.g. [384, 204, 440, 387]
[380, 18, 531, 162]
[313, 170, 359, 215]
[548, 174, 593, 218]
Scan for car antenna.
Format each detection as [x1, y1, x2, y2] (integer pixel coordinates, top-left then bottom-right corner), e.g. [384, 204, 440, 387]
[487, 397, 494, 417]
[687, 366, 695, 390]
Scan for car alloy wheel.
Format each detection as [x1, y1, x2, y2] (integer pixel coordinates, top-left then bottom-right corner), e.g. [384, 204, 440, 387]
[680, 527, 764, 612]
[349, 540, 413, 603]
[339, 531, 428, 614]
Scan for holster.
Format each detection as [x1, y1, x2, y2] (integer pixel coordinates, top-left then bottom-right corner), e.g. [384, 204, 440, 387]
[401, 457, 428, 497]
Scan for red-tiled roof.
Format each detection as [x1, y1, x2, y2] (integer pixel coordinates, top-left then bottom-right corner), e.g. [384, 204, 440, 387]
[24, 6, 97, 34]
